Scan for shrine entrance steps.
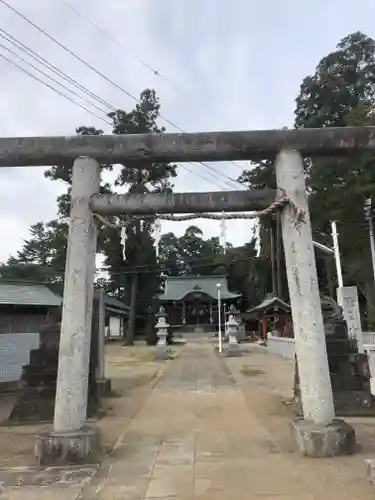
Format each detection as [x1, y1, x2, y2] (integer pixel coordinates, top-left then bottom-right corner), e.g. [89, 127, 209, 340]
[79, 341, 375, 499]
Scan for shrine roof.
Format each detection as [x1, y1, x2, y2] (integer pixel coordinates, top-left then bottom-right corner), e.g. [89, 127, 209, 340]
[159, 275, 240, 301]
[247, 294, 291, 314]
[0, 280, 62, 307]
[103, 294, 129, 315]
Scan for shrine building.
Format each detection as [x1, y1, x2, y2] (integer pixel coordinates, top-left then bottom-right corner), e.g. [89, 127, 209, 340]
[246, 294, 292, 339]
[158, 275, 240, 330]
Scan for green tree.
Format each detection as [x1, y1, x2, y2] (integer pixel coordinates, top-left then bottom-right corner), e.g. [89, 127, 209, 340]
[239, 32, 375, 321]
[2, 90, 176, 345]
[220, 235, 266, 309]
[0, 220, 67, 291]
[101, 89, 177, 345]
[158, 226, 264, 309]
[294, 31, 375, 325]
[237, 163, 286, 300]
[158, 226, 222, 276]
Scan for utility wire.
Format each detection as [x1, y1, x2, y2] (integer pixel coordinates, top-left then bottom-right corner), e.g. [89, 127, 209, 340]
[4, 253, 258, 277]
[0, 40, 112, 118]
[56, 0, 246, 175]
[0, 30, 232, 187]
[95, 256, 255, 275]
[57, 0, 185, 93]
[0, 52, 112, 125]
[0, 27, 116, 112]
[0, 53, 229, 189]
[0, 35, 230, 188]
[0, 0, 243, 190]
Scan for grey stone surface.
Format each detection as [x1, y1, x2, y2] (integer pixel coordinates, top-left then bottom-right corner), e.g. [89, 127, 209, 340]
[54, 157, 100, 434]
[364, 458, 375, 486]
[34, 424, 100, 465]
[96, 378, 111, 397]
[155, 346, 169, 360]
[227, 343, 242, 357]
[291, 417, 356, 457]
[0, 465, 98, 488]
[157, 343, 236, 391]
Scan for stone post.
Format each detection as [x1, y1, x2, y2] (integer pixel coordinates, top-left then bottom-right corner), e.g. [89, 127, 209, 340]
[96, 288, 111, 396]
[35, 157, 101, 465]
[155, 307, 169, 360]
[97, 289, 105, 380]
[226, 314, 241, 357]
[336, 286, 364, 353]
[276, 149, 355, 457]
[182, 301, 186, 325]
[366, 345, 375, 397]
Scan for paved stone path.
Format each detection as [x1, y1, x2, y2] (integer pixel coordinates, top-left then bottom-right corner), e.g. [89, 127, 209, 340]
[0, 465, 98, 489]
[83, 340, 369, 500]
[0, 465, 98, 499]
[3, 341, 375, 499]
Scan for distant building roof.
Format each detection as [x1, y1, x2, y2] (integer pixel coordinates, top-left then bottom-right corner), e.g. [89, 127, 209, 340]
[0, 281, 131, 315]
[0, 281, 62, 307]
[103, 294, 129, 315]
[247, 294, 290, 315]
[159, 275, 240, 301]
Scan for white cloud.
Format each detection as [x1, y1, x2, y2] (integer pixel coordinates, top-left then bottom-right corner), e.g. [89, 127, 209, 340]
[0, 0, 375, 263]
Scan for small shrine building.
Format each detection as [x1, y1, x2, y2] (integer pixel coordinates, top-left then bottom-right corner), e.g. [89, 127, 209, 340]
[246, 294, 292, 339]
[158, 275, 240, 328]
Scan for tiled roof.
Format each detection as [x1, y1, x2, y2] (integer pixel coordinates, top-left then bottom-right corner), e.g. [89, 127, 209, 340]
[104, 294, 129, 313]
[0, 281, 62, 307]
[247, 295, 290, 314]
[159, 275, 240, 301]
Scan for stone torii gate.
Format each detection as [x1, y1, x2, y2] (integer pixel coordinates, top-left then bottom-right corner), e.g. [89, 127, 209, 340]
[2, 126, 372, 463]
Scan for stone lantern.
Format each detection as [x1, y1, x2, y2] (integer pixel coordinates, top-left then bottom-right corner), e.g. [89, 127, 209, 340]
[226, 314, 241, 357]
[155, 306, 169, 360]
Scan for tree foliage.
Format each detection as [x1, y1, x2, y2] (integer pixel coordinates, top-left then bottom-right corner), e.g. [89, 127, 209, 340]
[239, 32, 375, 325]
[158, 226, 264, 309]
[294, 31, 375, 324]
[0, 220, 67, 292]
[97, 89, 177, 344]
[158, 226, 222, 276]
[1, 90, 177, 343]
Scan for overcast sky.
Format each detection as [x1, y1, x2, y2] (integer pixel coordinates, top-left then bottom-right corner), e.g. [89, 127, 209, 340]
[0, 0, 374, 264]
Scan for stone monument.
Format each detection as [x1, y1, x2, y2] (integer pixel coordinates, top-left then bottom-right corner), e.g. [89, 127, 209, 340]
[10, 316, 99, 423]
[293, 296, 373, 415]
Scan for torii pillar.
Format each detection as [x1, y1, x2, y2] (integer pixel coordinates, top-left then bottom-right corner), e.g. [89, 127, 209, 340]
[35, 157, 101, 464]
[276, 149, 356, 457]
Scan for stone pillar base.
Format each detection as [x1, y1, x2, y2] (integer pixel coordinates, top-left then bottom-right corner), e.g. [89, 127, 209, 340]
[291, 418, 356, 457]
[155, 345, 169, 360]
[35, 424, 100, 465]
[227, 343, 241, 357]
[96, 378, 112, 397]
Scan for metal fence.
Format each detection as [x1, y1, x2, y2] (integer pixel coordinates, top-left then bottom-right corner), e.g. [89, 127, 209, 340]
[0, 333, 39, 383]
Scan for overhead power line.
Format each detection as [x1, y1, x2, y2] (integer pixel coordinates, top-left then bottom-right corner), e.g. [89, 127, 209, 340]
[0, 32, 234, 187]
[0, 49, 230, 188]
[0, 32, 233, 187]
[4, 253, 258, 277]
[0, 27, 116, 112]
[0, 52, 112, 125]
[56, 0, 246, 175]
[0, 39, 112, 118]
[0, 0, 243, 189]
[57, 0, 185, 93]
